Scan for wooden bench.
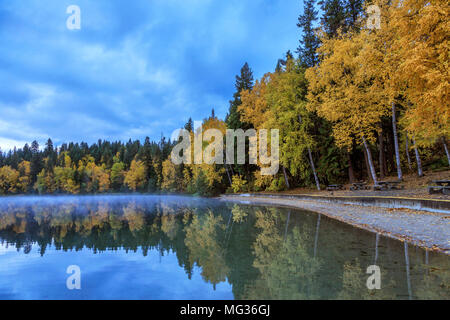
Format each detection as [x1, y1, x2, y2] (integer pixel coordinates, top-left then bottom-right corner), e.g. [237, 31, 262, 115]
[428, 185, 450, 195]
[327, 184, 345, 191]
[350, 182, 369, 191]
[432, 180, 450, 186]
[428, 180, 450, 195]
[372, 181, 404, 191]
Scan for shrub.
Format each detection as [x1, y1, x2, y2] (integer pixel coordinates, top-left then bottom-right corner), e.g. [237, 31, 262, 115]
[231, 175, 247, 193]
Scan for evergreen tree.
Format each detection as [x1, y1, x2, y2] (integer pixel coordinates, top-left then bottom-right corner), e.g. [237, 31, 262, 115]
[344, 0, 363, 30]
[225, 63, 255, 180]
[225, 62, 254, 130]
[140, 137, 157, 192]
[10, 148, 19, 169]
[22, 144, 32, 162]
[297, 0, 320, 67]
[184, 118, 194, 132]
[44, 138, 56, 172]
[30, 140, 42, 183]
[319, 0, 347, 37]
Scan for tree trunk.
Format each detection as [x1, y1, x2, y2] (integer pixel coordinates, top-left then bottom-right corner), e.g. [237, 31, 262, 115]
[374, 233, 379, 265]
[347, 152, 356, 183]
[308, 147, 320, 190]
[386, 125, 395, 174]
[412, 136, 423, 177]
[282, 166, 290, 189]
[405, 134, 412, 171]
[442, 137, 450, 167]
[284, 211, 291, 241]
[362, 136, 378, 184]
[378, 129, 386, 179]
[392, 103, 403, 180]
[404, 242, 412, 300]
[363, 145, 371, 182]
[225, 165, 232, 186]
[230, 164, 235, 176]
[382, 129, 388, 175]
[313, 214, 321, 258]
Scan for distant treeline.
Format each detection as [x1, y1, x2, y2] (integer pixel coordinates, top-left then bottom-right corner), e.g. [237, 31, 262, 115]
[0, 0, 448, 196]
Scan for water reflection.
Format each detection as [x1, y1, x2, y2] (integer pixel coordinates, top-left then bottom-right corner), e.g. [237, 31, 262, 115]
[0, 195, 448, 300]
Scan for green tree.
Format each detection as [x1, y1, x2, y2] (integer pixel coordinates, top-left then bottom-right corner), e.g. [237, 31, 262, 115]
[30, 140, 43, 183]
[319, 0, 347, 37]
[225, 62, 254, 130]
[110, 155, 125, 191]
[297, 0, 320, 67]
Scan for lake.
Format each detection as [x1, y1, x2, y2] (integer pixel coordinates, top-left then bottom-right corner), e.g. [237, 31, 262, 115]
[0, 195, 448, 300]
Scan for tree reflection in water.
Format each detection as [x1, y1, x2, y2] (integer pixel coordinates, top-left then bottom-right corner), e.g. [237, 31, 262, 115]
[0, 196, 448, 300]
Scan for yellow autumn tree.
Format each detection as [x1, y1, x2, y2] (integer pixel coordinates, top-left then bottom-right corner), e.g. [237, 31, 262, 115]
[161, 158, 178, 192]
[389, 0, 449, 146]
[17, 160, 31, 192]
[239, 73, 276, 190]
[184, 114, 226, 195]
[124, 160, 147, 191]
[0, 166, 20, 194]
[239, 73, 272, 129]
[306, 27, 391, 183]
[53, 152, 79, 194]
[78, 156, 110, 193]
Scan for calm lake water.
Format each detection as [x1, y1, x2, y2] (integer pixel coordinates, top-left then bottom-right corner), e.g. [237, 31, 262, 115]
[0, 195, 448, 300]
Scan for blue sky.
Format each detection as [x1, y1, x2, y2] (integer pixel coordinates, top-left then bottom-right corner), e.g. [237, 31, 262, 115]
[0, 0, 302, 150]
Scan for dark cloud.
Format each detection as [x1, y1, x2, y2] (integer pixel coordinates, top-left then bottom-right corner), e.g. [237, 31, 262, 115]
[0, 0, 300, 150]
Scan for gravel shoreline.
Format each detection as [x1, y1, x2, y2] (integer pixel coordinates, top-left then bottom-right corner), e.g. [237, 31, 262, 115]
[221, 195, 450, 255]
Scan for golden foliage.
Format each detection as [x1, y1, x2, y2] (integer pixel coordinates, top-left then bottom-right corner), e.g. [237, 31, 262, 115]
[124, 160, 147, 191]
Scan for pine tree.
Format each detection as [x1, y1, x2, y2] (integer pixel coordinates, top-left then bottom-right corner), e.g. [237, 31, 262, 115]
[140, 137, 157, 191]
[184, 118, 194, 132]
[297, 0, 320, 67]
[225, 62, 254, 130]
[319, 0, 347, 37]
[344, 0, 363, 30]
[30, 140, 42, 183]
[44, 138, 56, 172]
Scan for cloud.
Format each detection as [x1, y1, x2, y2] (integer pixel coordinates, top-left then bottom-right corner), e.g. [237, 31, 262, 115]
[0, 0, 300, 150]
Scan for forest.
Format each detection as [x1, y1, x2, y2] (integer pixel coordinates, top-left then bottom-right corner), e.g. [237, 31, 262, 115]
[0, 0, 448, 196]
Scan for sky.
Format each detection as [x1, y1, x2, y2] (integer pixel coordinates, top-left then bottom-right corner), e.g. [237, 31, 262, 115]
[0, 0, 302, 151]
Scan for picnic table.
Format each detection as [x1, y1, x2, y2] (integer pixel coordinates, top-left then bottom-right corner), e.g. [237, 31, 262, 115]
[373, 181, 404, 191]
[428, 180, 450, 195]
[327, 184, 345, 191]
[432, 180, 450, 186]
[350, 182, 369, 191]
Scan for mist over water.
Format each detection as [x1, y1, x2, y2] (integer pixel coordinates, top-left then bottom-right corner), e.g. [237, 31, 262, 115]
[0, 195, 448, 300]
